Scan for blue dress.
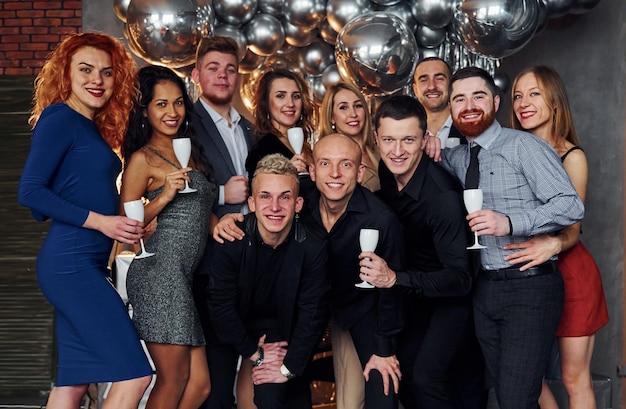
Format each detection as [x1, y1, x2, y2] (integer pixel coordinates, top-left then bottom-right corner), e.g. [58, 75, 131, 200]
[18, 103, 152, 386]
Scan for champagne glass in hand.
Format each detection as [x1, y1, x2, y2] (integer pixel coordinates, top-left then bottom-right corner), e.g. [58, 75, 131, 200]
[172, 138, 197, 193]
[356, 228, 379, 289]
[463, 189, 487, 250]
[288, 127, 308, 175]
[123, 200, 155, 259]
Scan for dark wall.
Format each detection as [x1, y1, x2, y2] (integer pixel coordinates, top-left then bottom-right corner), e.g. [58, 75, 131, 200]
[84, 0, 625, 406]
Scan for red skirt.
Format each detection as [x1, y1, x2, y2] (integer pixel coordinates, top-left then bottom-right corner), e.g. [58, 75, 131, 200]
[556, 241, 609, 337]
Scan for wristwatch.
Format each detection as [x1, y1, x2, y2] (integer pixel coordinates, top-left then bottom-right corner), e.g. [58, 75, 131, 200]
[280, 364, 295, 380]
[251, 346, 264, 367]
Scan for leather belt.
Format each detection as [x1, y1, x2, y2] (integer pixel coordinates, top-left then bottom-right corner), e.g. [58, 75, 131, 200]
[480, 261, 557, 281]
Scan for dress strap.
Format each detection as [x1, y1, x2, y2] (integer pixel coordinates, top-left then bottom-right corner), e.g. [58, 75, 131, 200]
[560, 146, 583, 162]
[143, 146, 180, 169]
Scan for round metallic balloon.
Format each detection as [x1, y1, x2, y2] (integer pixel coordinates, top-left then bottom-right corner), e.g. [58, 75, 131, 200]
[535, 0, 549, 34]
[259, 0, 285, 17]
[307, 74, 326, 104]
[125, 0, 211, 68]
[298, 39, 336, 76]
[319, 18, 339, 45]
[244, 13, 286, 56]
[283, 17, 319, 47]
[213, 23, 248, 60]
[570, 0, 601, 14]
[239, 48, 266, 73]
[113, 0, 131, 23]
[411, 0, 454, 29]
[213, 0, 258, 26]
[286, 0, 326, 29]
[371, 0, 402, 5]
[336, 12, 419, 96]
[373, 1, 418, 33]
[321, 63, 342, 88]
[327, 0, 372, 33]
[544, 0, 573, 17]
[494, 72, 510, 93]
[415, 25, 447, 48]
[451, 0, 540, 59]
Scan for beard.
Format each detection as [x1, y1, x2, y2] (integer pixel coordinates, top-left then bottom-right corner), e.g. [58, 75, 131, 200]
[453, 108, 496, 137]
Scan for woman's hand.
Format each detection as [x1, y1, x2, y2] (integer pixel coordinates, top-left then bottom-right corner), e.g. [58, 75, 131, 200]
[290, 154, 309, 174]
[84, 212, 145, 244]
[162, 167, 192, 202]
[212, 213, 245, 243]
[503, 234, 562, 271]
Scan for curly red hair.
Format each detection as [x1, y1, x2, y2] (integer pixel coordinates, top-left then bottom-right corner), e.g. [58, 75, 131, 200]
[29, 32, 137, 150]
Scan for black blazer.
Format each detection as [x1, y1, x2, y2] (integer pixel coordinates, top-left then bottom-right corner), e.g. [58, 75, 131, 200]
[207, 215, 330, 376]
[192, 100, 255, 217]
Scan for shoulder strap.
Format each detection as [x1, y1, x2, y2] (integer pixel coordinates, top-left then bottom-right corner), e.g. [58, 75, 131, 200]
[143, 146, 180, 169]
[560, 146, 583, 162]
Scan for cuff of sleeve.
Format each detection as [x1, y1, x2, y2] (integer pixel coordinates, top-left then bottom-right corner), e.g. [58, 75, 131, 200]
[506, 215, 515, 236]
[241, 340, 257, 361]
[374, 336, 395, 357]
[219, 185, 225, 206]
[394, 271, 421, 295]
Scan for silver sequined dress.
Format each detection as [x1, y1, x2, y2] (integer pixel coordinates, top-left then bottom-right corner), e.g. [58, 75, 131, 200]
[127, 170, 215, 346]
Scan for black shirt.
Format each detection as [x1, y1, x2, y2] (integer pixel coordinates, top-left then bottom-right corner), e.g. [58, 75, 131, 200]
[378, 156, 472, 298]
[303, 184, 405, 357]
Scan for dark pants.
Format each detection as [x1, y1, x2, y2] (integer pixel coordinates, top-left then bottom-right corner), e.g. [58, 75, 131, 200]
[473, 271, 564, 409]
[349, 310, 398, 409]
[253, 372, 312, 409]
[397, 297, 486, 409]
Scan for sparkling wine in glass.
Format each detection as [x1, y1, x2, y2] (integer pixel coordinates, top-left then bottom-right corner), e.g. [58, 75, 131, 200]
[123, 200, 155, 259]
[463, 189, 487, 250]
[172, 138, 197, 193]
[288, 127, 308, 176]
[356, 228, 379, 289]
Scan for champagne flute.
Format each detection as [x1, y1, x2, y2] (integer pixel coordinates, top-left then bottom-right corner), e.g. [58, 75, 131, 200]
[172, 137, 197, 193]
[123, 200, 155, 259]
[356, 228, 379, 289]
[288, 127, 308, 175]
[463, 189, 487, 250]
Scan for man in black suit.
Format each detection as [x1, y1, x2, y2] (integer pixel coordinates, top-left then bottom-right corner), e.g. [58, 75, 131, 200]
[208, 154, 330, 409]
[190, 36, 255, 409]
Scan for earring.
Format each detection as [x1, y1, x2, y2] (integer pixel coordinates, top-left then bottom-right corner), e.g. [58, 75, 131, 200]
[294, 212, 306, 243]
[331, 123, 336, 131]
[181, 118, 189, 135]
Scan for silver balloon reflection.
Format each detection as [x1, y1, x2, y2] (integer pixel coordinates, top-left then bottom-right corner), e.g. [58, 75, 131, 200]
[239, 48, 266, 73]
[415, 25, 447, 48]
[259, 0, 285, 17]
[319, 18, 339, 45]
[114, 0, 132, 22]
[213, 23, 248, 60]
[451, 0, 540, 59]
[298, 39, 336, 76]
[125, 0, 211, 69]
[570, 0, 601, 14]
[307, 75, 326, 104]
[321, 64, 341, 88]
[371, 0, 402, 5]
[283, 17, 319, 47]
[336, 12, 418, 96]
[244, 13, 285, 56]
[327, 0, 372, 33]
[286, 0, 326, 29]
[411, 0, 454, 29]
[543, 0, 573, 17]
[374, 1, 418, 33]
[493, 72, 510, 93]
[213, 0, 258, 25]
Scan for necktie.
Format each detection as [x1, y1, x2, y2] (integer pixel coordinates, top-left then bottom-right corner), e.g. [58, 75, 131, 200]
[465, 144, 481, 189]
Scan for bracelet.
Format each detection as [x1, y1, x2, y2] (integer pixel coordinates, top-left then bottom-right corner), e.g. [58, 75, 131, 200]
[251, 346, 264, 367]
[507, 215, 513, 236]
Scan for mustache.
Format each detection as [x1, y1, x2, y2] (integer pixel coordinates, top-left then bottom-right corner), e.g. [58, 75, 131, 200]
[459, 108, 484, 117]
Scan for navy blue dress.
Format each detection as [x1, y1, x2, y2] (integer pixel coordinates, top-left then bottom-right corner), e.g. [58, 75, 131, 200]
[18, 103, 152, 386]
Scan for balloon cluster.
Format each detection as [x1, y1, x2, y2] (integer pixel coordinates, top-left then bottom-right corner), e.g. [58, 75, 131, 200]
[114, 0, 602, 100]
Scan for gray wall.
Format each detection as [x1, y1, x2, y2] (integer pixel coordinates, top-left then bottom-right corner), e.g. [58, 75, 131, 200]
[84, 1, 625, 406]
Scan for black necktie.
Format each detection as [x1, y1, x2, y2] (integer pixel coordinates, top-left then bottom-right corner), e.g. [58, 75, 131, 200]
[465, 144, 481, 189]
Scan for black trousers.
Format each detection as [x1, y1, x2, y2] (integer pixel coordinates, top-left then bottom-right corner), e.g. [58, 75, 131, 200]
[348, 310, 398, 409]
[397, 297, 486, 409]
[473, 271, 564, 409]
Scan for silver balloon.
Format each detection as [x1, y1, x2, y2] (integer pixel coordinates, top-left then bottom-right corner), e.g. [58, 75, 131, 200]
[321, 63, 341, 88]
[373, 1, 418, 33]
[319, 18, 339, 45]
[286, 0, 326, 29]
[327, 0, 372, 33]
[239, 48, 266, 73]
[411, 0, 454, 29]
[307, 75, 326, 104]
[197, 2, 216, 30]
[570, 0, 601, 14]
[259, 0, 285, 17]
[277, 42, 298, 55]
[113, 0, 131, 22]
[535, 0, 549, 34]
[298, 39, 335, 76]
[543, 0, 573, 17]
[244, 13, 285, 56]
[213, 0, 258, 26]
[371, 0, 402, 5]
[451, 0, 539, 59]
[418, 46, 440, 60]
[415, 25, 446, 48]
[125, 0, 211, 68]
[283, 17, 319, 47]
[494, 72, 510, 93]
[213, 24, 248, 60]
[336, 12, 418, 96]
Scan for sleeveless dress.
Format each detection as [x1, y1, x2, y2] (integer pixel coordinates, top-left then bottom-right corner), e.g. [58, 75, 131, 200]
[556, 146, 609, 336]
[17, 103, 152, 386]
[126, 148, 216, 346]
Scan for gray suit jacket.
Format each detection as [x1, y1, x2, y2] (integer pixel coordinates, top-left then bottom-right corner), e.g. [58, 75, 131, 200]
[192, 99, 254, 217]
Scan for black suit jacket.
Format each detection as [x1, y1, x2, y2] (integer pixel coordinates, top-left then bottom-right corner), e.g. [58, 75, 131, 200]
[207, 215, 331, 376]
[192, 99, 255, 217]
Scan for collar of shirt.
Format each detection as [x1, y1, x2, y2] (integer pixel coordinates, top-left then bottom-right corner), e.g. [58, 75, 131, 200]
[379, 155, 430, 203]
[470, 120, 501, 150]
[435, 115, 453, 139]
[199, 97, 241, 128]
